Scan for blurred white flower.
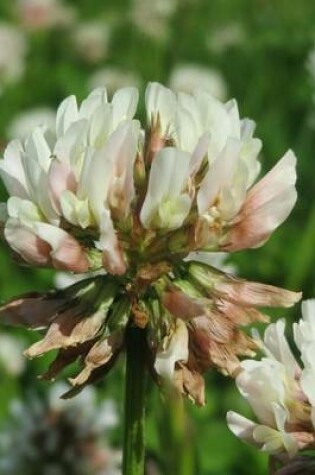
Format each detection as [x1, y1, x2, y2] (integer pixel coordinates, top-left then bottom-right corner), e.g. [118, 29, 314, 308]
[0, 334, 25, 375]
[88, 68, 141, 97]
[207, 23, 246, 54]
[169, 64, 228, 101]
[0, 23, 26, 93]
[130, 0, 177, 41]
[0, 383, 120, 474]
[227, 301, 315, 462]
[16, 0, 76, 31]
[7, 107, 56, 141]
[72, 21, 111, 64]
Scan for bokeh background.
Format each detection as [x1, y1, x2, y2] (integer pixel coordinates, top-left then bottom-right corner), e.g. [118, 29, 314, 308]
[0, 0, 315, 473]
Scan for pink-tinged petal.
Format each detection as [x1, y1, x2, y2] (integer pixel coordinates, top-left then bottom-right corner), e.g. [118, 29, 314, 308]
[35, 223, 89, 272]
[4, 219, 51, 266]
[162, 290, 205, 320]
[48, 159, 77, 212]
[226, 411, 257, 445]
[0, 293, 65, 329]
[108, 120, 140, 218]
[222, 150, 297, 251]
[99, 210, 126, 275]
[215, 277, 301, 308]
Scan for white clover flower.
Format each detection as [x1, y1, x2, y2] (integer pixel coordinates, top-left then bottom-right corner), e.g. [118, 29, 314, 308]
[207, 23, 246, 54]
[88, 68, 141, 97]
[130, 0, 177, 41]
[227, 302, 315, 464]
[7, 107, 56, 141]
[0, 24, 26, 93]
[0, 334, 25, 376]
[16, 0, 76, 30]
[169, 64, 228, 101]
[72, 21, 111, 64]
[0, 83, 300, 404]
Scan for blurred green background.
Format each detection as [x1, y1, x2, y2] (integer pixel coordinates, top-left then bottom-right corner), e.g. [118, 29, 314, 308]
[0, 0, 315, 473]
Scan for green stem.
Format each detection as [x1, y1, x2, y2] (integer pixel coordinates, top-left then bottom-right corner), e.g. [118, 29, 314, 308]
[123, 327, 147, 475]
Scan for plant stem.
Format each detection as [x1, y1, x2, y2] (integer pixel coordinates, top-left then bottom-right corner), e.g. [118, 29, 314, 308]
[123, 327, 147, 475]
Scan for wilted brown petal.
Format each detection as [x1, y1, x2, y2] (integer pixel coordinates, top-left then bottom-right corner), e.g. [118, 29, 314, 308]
[25, 309, 106, 357]
[174, 361, 206, 406]
[214, 277, 301, 308]
[162, 290, 206, 320]
[0, 292, 65, 329]
[189, 313, 256, 376]
[41, 340, 97, 381]
[216, 300, 269, 325]
[61, 349, 121, 399]
[69, 332, 123, 386]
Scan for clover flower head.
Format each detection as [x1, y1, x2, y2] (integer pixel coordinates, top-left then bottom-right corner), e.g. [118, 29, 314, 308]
[227, 301, 315, 467]
[0, 83, 300, 403]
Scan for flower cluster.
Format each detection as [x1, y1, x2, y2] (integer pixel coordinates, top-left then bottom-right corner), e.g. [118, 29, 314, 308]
[0, 83, 300, 402]
[227, 300, 315, 466]
[0, 384, 120, 474]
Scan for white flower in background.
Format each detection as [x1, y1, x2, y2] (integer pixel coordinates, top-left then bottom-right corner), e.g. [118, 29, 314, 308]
[227, 301, 315, 466]
[306, 45, 315, 84]
[130, 0, 177, 41]
[0, 82, 300, 404]
[207, 23, 246, 54]
[169, 64, 228, 101]
[0, 24, 26, 93]
[0, 383, 121, 475]
[88, 68, 141, 97]
[16, 0, 76, 31]
[0, 334, 25, 375]
[72, 21, 111, 64]
[7, 107, 56, 141]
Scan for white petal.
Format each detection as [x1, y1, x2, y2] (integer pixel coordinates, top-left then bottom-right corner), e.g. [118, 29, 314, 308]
[56, 95, 79, 137]
[79, 87, 108, 118]
[25, 127, 51, 172]
[154, 319, 189, 380]
[112, 87, 139, 128]
[197, 137, 241, 215]
[0, 140, 29, 198]
[226, 411, 256, 444]
[145, 82, 177, 135]
[140, 147, 191, 229]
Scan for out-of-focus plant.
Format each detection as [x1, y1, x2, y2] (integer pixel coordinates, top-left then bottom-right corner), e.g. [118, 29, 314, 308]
[0, 383, 120, 475]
